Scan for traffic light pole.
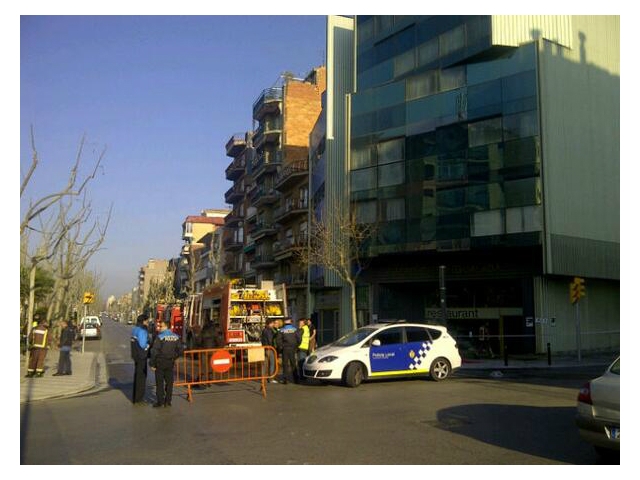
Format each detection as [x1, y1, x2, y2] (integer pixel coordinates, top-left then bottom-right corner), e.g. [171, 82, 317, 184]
[82, 303, 87, 354]
[575, 301, 581, 363]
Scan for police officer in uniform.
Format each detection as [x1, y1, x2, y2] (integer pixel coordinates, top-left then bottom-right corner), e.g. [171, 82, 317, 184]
[131, 314, 150, 405]
[150, 319, 184, 407]
[276, 318, 301, 384]
[26, 318, 49, 377]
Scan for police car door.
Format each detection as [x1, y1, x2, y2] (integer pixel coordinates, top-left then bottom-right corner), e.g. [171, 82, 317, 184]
[368, 326, 407, 377]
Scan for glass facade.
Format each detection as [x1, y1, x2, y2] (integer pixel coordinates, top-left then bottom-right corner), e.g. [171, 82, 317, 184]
[351, 16, 542, 253]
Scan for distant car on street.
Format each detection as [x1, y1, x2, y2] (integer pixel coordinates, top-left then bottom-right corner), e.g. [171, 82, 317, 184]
[303, 322, 461, 387]
[576, 356, 620, 458]
[77, 316, 102, 340]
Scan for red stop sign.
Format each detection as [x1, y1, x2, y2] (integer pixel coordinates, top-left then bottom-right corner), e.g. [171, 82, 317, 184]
[210, 350, 233, 373]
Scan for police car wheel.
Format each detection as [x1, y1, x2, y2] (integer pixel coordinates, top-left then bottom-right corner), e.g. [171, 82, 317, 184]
[344, 362, 365, 388]
[429, 357, 451, 382]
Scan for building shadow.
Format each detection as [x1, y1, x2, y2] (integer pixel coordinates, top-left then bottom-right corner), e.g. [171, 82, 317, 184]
[434, 403, 619, 464]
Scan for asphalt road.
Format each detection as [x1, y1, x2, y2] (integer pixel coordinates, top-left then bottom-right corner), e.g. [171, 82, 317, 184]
[20, 319, 618, 465]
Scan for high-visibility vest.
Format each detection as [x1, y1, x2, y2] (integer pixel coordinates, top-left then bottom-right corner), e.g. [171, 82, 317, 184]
[30, 327, 48, 348]
[299, 325, 310, 351]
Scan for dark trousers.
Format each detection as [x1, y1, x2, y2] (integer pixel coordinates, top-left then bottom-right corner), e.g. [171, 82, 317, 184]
[282, 348, 298, 383]
[154, 364, 175, 405]
[57, 348, 72, 374]
[132, 359, 147, 403]
[28, 348, 47, 374]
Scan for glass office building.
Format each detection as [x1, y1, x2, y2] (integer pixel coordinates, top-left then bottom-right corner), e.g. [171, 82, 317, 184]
[346, 16, 619, 356]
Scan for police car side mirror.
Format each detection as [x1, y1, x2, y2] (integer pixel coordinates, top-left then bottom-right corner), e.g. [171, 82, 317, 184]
[372, 339, 381, 347]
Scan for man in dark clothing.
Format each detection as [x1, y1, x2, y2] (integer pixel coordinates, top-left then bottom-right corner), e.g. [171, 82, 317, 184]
[199, 320, 216, 348]
[150, 319, 184, 407]
[260, 318, 278, 382]
[130, 314, 150, 405]
[275, 318, 301, 384]
[54, 320, 74, 376]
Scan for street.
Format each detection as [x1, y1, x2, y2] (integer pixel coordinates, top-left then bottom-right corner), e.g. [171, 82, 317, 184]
[20, 320, 615, 465]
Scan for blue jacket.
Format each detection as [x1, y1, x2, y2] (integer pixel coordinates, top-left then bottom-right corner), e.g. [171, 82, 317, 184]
[130, 325, 149, 361]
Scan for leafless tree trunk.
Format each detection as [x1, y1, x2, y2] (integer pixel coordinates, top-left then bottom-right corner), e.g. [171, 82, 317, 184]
[295, 207, 376, 331]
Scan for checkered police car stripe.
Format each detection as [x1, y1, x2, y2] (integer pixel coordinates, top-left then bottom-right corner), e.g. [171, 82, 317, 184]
[408, 342, 432, 370]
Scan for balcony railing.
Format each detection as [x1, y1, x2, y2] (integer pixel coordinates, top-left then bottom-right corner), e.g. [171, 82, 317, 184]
[275, 159, 308, 191]
[274, 198, 308, 223]
[252, 87, 282, 121]
[224, 184, 245, 204]
[225, 156, 246, 181]
[225, 132, 247, 157]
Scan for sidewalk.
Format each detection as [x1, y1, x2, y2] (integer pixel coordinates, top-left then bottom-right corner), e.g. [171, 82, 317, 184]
[460, 352, 616, 370]
[20, 349, 108, 404]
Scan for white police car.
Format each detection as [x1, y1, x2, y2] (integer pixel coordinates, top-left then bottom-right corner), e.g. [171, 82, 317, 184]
[303, 322, 461, 387]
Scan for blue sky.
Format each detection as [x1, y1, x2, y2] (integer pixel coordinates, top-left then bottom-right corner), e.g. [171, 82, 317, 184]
[20, 15, 328, 298]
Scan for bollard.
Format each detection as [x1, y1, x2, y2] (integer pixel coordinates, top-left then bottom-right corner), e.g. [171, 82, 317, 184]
[503, 344, 508, 367]
[547, 342, 552, 366]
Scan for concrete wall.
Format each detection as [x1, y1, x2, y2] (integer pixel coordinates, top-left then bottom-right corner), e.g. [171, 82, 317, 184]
[533, 275, 619, 354]
[538, 16, 620, 279]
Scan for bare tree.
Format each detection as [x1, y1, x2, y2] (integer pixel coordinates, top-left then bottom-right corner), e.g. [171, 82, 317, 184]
[296, 207, 376, 331]
[21, 128, 105, 236]
[20, 130, 108, 354]
[45, 195, 112, 331]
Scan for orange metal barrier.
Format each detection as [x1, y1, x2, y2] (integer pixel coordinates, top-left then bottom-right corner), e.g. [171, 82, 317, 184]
[174, 345, 278, 402]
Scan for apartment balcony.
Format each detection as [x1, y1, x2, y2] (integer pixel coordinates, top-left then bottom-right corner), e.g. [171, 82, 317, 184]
[222, 236, 243, 251]
[252, 187, 280, 207]
[224, 184, 245, 204]
[252, 222, 278, 241]
[252, 87, 282, 121]
[224, 211, 242, 227]
[252, 118, 282, 149]
[225, 132, 247, 158]
[275, 272, 308, 289]
[274, 199, 308, 224]
[225, 156, 246, 181]
[253, 254, 277, 270]
[273, 235, 307, 261]
[252, 151, 282, 181]
[275, 159, 308, 191]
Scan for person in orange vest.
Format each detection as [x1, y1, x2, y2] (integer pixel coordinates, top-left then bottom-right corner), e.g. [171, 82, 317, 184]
[26, 317, 50, 378]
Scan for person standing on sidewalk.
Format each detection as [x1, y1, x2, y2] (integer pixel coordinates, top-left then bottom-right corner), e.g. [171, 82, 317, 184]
[130, 314, 150, 405]
[26, 318, 50, 377]
[150, 319, 183, 407]
[276, 318, 301, 384]
[53, 320, 74, 376]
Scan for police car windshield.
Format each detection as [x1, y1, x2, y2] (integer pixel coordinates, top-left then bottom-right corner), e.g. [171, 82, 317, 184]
[333, 327, 377, 347]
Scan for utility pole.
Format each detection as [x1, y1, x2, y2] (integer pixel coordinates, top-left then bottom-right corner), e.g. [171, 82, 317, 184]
[439, 266, 447, 328]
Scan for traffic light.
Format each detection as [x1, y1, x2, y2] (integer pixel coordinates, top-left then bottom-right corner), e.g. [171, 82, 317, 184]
[570, 277, 586, 304]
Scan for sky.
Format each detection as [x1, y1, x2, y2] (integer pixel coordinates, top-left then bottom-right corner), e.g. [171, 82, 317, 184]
[20, 14, 328, 299]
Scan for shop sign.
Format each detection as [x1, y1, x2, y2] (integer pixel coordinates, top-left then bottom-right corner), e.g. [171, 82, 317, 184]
[424, 307, 523, 320]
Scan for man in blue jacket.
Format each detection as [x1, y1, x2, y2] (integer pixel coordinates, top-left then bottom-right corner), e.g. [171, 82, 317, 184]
[131, 314, 150, 405]
[150, 319, 184, 407]
[276, 318, 301, 384]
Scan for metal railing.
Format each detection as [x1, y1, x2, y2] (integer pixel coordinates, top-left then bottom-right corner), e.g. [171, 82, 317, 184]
[175, 345, 278, 402]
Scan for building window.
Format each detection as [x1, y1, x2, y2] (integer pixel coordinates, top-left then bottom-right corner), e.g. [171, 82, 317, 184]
[355, 200, 377, 224]
[382, 198, 405, 221]
[379, 162, 405, 187]
[351, 167, 377, 192]
[406, 69, 438, 100]
[468, 117, 503, 148]
[439, 25, 465, 57]
[377, 138, 404, 165]
[394, 49, 415, 77]
[417, 37, 439, 66]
